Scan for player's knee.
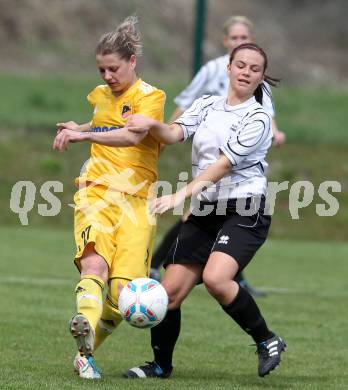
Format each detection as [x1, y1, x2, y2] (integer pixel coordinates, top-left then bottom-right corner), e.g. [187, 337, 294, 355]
[80, 247, 108, 282]
[202, 272, 224, 298]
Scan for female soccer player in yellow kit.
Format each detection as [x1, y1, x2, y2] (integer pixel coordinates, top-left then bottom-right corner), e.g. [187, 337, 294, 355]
[53, 16, 165, 379]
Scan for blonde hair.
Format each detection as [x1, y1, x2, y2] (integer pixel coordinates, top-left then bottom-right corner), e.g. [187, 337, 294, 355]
[96, 16, 142, 59]
[222, 15, 254, 35]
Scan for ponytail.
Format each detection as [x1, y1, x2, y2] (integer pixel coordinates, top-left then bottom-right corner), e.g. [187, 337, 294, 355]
[254, 76, 280, 104]
[96, 16, 142, 59]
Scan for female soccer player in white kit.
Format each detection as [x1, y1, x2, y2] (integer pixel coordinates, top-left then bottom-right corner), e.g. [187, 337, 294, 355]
[124, 43, 286, 379]
[150, 16, 285, 295]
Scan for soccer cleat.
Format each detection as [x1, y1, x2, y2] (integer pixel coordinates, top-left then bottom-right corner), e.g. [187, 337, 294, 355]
[73, 352, 87, 373]
[69, 313, 95, 356]
[123, 361, 172, 378]
[73, 353, 101, 379]
[256, 334, 286, 377]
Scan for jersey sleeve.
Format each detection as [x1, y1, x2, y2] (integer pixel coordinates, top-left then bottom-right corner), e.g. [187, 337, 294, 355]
[174, 97, 207, 141]
[86, 86, 105, 126]
[87, 85, 103, 108]
[135, 89, 166, 122]
[261, 82, 275, 117]
[173, 63, 212, 110]
[220, 111, 271, 166]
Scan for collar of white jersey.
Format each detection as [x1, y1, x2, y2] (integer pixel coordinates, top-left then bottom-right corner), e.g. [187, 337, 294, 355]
[221, 96, 257, 111]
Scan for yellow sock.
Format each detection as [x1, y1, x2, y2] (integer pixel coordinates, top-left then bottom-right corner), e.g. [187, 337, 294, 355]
[93, 278, 127, 350]
[75, 274, 104, 331]
[94, 300, 122, 350]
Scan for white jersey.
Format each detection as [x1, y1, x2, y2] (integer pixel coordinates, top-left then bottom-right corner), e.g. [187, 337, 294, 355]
[175, 95, 272, 201]
[174, 54, 275, 117]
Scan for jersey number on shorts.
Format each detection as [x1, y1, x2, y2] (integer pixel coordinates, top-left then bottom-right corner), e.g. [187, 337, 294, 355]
[81, 225, 92, 246]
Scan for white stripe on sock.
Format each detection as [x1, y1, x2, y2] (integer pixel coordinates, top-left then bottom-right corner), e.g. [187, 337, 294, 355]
[77, 294, 103, 305]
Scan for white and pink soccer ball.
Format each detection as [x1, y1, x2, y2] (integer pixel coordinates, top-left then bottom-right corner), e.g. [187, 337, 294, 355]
[118, 278, 168, 328]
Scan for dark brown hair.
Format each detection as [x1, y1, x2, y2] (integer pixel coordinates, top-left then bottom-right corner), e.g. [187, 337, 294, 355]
[229, 43, 280, 104]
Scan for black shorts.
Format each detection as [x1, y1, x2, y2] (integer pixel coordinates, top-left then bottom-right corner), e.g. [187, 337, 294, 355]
[164, 196, 271, 272]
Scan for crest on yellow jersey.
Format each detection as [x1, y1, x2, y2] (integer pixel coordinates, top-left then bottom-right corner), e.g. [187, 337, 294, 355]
[121, 103, 132, 118]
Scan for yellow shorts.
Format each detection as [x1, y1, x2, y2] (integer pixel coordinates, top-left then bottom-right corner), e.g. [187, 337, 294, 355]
[73, 184, 156, 280]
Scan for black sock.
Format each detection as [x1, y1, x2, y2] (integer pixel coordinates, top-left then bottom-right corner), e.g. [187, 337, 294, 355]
[151, 220, 183, 269]
[151, 308, 181, 371]
[221, 286, 274, 343]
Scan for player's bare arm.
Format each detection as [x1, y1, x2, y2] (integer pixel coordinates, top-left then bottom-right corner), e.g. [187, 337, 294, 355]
[126, 114, 183, 144]
[152, 154, 232, 214]
[56, 121, 91, 133]
[88, 127, 148, 147]
[271, 118, 286, 147]
[53, 126, 148, 152]
[168, 107, 184, 123]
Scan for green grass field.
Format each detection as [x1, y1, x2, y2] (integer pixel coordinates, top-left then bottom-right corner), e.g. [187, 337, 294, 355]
[1, 225, 347, 389]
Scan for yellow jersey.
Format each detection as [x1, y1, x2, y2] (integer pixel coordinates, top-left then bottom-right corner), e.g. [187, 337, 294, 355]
[76, 79, 166, 198]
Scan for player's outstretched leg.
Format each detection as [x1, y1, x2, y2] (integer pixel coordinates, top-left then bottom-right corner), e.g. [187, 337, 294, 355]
[93, 279, 125, 350]
[70, 274, 104, 379]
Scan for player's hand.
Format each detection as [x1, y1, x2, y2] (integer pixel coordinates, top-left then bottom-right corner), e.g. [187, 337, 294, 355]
[273, 130, 286, 147]
[53, 129, 89, 152]
[56, 121, 80, 134]
[150, 192, 185, 215]
[126, 114, 155, 134]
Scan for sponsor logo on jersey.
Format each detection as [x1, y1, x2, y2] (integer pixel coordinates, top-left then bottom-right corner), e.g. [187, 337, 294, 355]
[121, 103, 132, 118]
